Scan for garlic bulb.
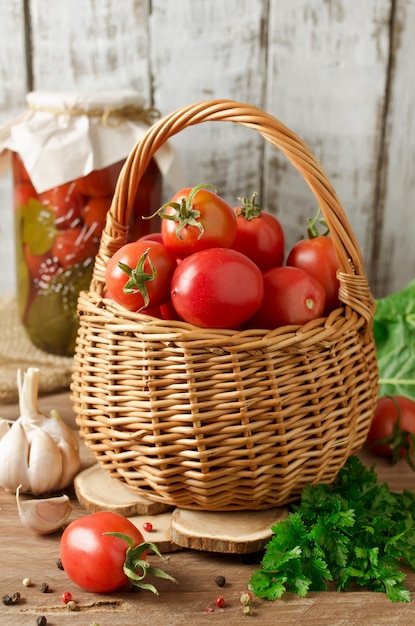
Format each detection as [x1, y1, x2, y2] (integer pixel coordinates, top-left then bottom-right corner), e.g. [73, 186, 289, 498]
[16, 484, 72, 534]
[0, 368, 81, 495]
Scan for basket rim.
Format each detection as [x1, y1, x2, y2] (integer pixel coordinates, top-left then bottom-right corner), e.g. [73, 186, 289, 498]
[90, 99, 375, 328]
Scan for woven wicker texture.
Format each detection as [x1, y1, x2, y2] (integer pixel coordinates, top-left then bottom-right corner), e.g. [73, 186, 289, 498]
[71, 100, 379, 511]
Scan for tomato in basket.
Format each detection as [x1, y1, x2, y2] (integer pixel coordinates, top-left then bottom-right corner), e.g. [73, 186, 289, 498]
[158, 184, 237, 258]
[106, 240, 176, 311]
[231, 193, 285, 271]
[286, 208, 340, 314]
[246, 265, 326, 329]
[170, 247, 264, 328]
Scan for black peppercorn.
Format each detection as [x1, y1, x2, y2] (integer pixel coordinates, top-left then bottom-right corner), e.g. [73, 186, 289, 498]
[36, 616, 47, 626]
[215, 575, 226, 587]
[40, 582, 49, 593]
[56, 558, 64, 570]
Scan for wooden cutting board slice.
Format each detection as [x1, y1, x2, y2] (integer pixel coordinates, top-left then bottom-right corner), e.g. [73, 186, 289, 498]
[170, 506, 289, 553]
[74, 463, 173, 516]
[74, 464, 290, 554]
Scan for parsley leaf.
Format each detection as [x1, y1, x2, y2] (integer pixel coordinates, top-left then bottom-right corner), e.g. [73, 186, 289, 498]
[249, 456, 415, 602]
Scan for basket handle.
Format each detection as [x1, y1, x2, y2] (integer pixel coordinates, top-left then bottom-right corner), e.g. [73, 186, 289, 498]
[92, 99, 374, 324]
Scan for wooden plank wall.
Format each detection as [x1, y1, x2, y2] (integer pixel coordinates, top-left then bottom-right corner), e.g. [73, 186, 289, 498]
[0, 0, 414, 299]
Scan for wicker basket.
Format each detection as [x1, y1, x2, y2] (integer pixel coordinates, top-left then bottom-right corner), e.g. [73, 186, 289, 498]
[71, 100, 379, 511]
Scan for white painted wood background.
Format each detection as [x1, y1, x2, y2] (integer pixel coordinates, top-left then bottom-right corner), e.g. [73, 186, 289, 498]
[0, 0, 414, 299]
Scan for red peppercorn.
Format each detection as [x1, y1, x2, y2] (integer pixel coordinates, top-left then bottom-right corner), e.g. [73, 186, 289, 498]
[215, 596, 225, 608]
[143, 521, 153, 532]
[61, 591, 73, 604]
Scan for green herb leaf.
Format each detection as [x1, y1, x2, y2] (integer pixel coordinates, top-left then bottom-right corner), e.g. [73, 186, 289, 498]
[249, 456, 415, 603]
[373, 279, 415, 400]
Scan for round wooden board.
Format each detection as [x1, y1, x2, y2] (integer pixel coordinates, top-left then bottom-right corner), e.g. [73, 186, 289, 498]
[74, 464, 173, 516]
[74, 464, 290, 554]
[170, 506, 289, 553]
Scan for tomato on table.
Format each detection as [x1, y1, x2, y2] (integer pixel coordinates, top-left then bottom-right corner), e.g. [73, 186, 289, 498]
[170, 247, 264, 328]
[60, 511, 175, 594]
[231, 193, 285, 271]
[366, 395, 415, 468]
[106, 240, 176, 311]
[159, 184, 237, 258]
[246, 265, 326, 329]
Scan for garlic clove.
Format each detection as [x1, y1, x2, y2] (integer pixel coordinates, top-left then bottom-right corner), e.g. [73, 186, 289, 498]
[0, 420, 30, 493]
[27, 428, 63, 496]
[54, 439, 81, 491]
[16, 484, 72, 534]
[0, 418, 11, 440]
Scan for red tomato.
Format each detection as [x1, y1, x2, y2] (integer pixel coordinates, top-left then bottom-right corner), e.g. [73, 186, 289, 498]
[161, 184, 237, 258]
[366, 396, 415, 461]
[75, 161, 123, 197]
[60, 512, 145, 593]
[170, 247, 264, 328]
[81, 195, 112, 236]
[40, 182, 85, 229]
[14, 182, 37, 210]
[52, 226, 97, 269]
[12, 152, 30, 184]
[247, 266, 326, 329]
[106, 240, 176, 311]
[286, 236, 340, 314]
[231, 195, 285, 271]
[138, 232, 164, 244]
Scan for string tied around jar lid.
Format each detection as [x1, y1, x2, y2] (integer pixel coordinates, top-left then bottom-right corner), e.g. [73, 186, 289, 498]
[27, 102, 161, 127]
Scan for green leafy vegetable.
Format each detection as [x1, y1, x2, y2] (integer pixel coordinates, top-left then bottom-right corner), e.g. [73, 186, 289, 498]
[249, 456, 415, 602]
[373, 279, 415, 400]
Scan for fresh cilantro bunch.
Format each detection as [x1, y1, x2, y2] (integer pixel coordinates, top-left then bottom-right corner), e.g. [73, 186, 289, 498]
[250, 456, 415, 602]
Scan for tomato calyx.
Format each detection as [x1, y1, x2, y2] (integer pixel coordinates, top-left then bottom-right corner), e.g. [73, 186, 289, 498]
[369, 396, 415, 470]
[155, 183, 217, 240]
[117, 247, 156, 309]
[105, 532, 177, 595]
[235, 192, 262, 220]
[306, 206, 330, 239]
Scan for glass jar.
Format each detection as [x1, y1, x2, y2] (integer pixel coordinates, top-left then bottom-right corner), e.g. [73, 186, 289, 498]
[8, 91, 166, 356]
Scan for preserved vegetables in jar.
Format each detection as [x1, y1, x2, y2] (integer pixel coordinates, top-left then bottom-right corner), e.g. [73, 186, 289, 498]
[5, 91, 173, 356]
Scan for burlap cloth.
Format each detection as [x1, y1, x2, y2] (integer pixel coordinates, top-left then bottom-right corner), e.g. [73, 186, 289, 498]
[0, 296, 73, 403]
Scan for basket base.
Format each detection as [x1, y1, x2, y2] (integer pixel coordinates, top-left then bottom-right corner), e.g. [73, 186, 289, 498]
[74, 464, 289, 554]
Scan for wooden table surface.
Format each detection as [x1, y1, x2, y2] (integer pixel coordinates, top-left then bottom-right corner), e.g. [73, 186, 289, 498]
[1, 392, 415, 626]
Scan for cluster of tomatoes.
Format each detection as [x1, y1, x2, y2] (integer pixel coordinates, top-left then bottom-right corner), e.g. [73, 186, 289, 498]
[105, 183, 340, 330]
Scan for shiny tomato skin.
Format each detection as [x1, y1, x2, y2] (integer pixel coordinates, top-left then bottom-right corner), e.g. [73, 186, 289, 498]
[80, 195, 112, 236]
[138, 232, 164, 244]
[161, 187, 237, 258]
[106, 240, 176, 311]
[52, 227, 97, 270]
[170, 247, 264, 328]
[232, 210, 285, 271]
[247, 266, 326, 329]
[75, 161, 123, 197]
[60, 512, 145, 593]
[286, 236, 340, 314]
[40, 182, 85, 229]
[366, 396, 415, 458]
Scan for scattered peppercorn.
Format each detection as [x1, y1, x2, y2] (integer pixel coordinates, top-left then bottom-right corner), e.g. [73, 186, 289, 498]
[215, 596, 226, 608]
[215, 575, 226, 587]
[40, 583, 50, 593]
[22, 577, 32, 587]
[1, 592, 21, 605]
[36, 617, 47, 626]
[56, 558, 64, 571]
[242, 605, 253, 616]
[61, 591, 73, 604]
[240, 591, 253, 606]
[66, 600, 77, 611]
[204, 606, 214, 613]
[143, 521, 153, 532]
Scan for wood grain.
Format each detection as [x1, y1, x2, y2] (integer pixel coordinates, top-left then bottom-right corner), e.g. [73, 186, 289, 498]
[1, 395, 415, 625]
[1, 0, 415, 300]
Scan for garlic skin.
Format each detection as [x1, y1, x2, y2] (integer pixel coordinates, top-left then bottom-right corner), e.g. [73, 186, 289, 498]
[0, 368, 81, 495]
[16, 484, 72, 534]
